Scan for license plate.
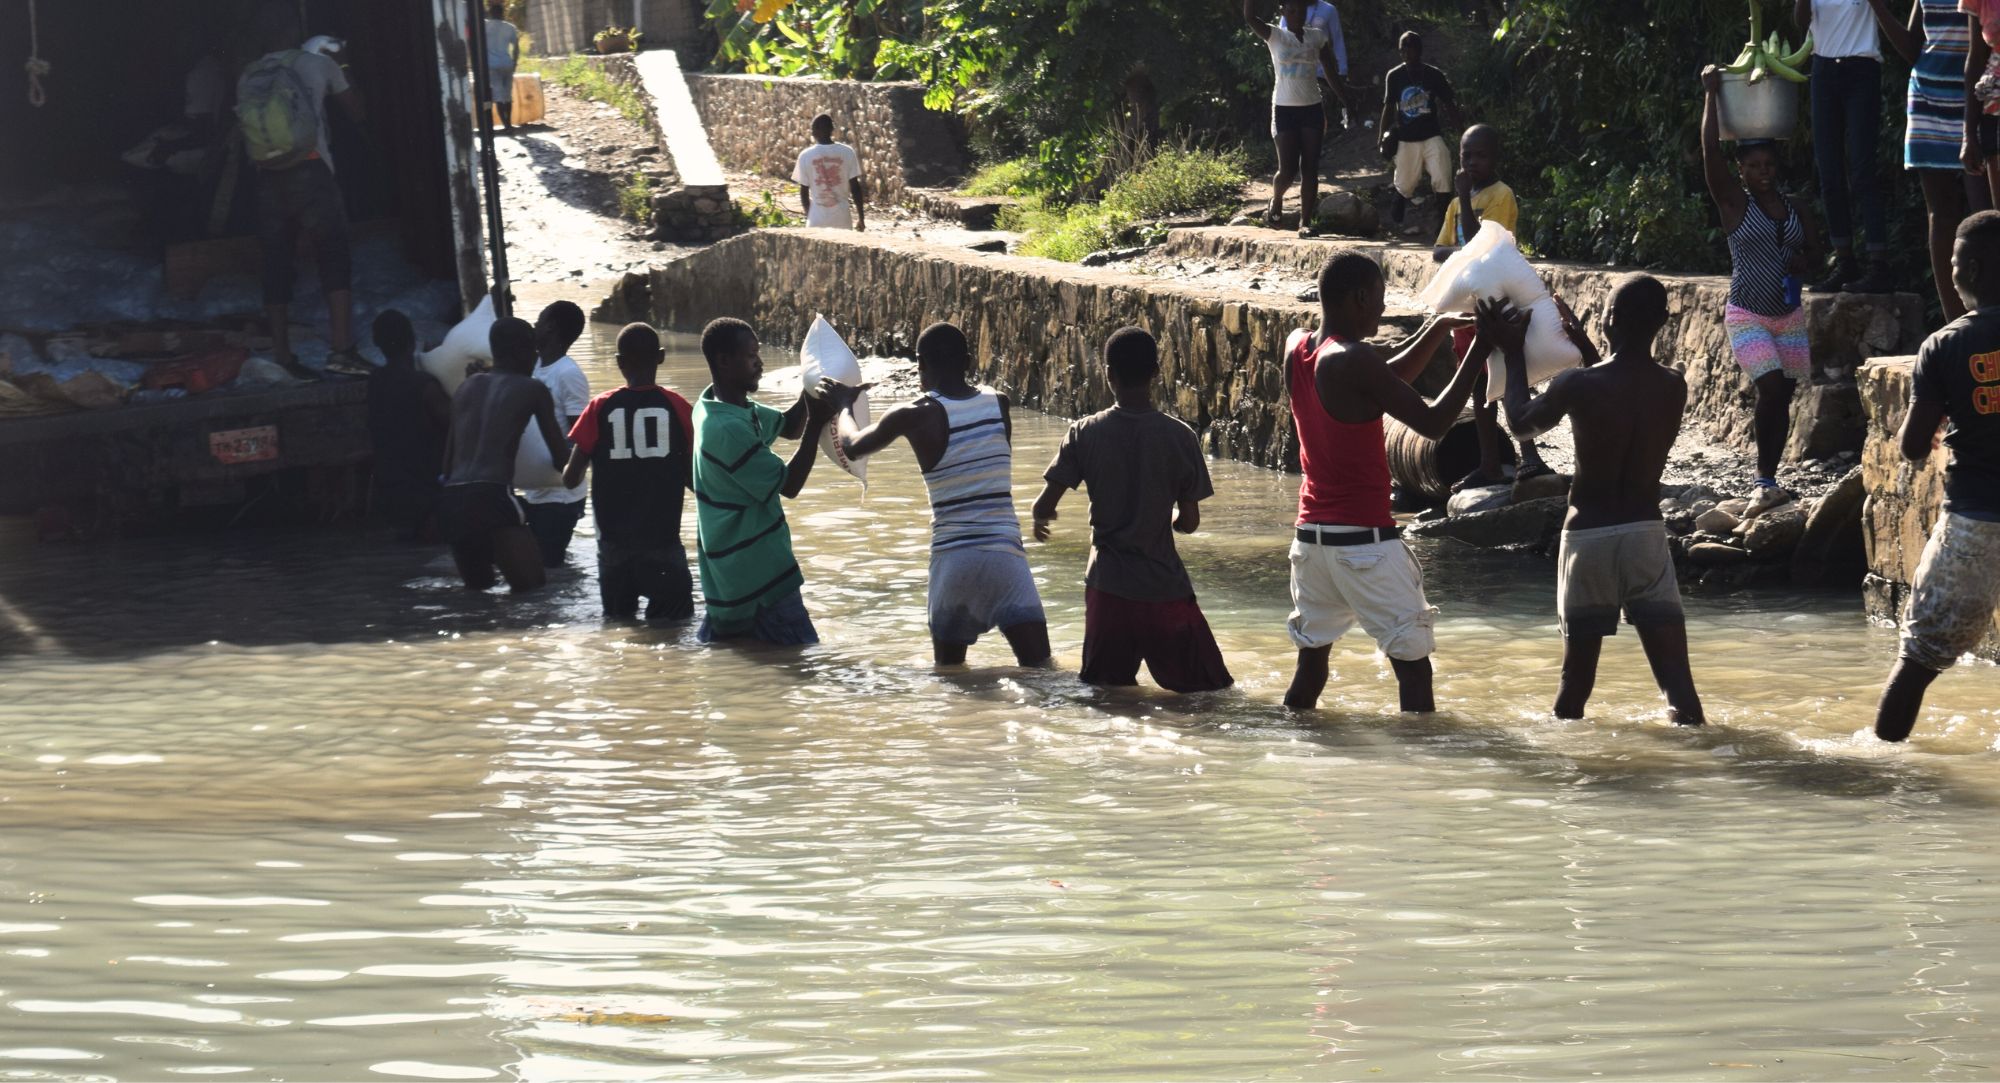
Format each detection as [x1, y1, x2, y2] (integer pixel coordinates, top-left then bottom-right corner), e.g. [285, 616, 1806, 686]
[209, 425, 280, 465]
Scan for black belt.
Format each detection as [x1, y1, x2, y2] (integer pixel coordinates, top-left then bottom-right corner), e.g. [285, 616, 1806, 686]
[1296, 524, 1401, 546]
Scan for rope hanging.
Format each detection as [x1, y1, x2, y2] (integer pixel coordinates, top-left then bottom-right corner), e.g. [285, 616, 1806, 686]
[25, 0, 49, 107]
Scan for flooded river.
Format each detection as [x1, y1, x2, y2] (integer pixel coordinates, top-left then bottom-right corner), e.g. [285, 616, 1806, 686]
[4, 325, 2000, 1081]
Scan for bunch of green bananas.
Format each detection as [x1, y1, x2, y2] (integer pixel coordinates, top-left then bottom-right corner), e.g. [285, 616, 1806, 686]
[1723, 1, 1814, 84]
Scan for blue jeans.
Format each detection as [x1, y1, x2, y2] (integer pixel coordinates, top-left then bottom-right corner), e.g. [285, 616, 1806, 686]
[1811, 55, 1887, 253]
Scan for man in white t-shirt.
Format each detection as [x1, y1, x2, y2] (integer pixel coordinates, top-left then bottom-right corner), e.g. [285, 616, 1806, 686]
[792, 114, 867, 231]
[522, 301, 592, 566]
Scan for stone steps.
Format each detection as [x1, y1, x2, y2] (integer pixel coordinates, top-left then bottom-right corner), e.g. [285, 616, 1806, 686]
[902, 188, 1015, 231]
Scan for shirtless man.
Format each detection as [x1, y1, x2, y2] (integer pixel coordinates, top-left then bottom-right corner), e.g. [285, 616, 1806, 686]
[1284, 252, 1480, 713]
[439, 315, 567, 594]
[1486, 276, 1706, 725]
[830, 322, 1049, 666]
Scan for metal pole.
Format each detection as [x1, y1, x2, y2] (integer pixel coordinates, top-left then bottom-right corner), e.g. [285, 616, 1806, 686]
[467, 0, 512, 317]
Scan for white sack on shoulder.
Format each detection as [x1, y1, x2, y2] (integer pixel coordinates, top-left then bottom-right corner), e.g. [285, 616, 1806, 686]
[1415, 220, 1582, 401]
[800, 314, 869, 489]
[419, 295, 497, 396]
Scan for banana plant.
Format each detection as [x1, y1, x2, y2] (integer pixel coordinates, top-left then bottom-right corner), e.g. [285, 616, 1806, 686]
[1721, 0, 1813, 84]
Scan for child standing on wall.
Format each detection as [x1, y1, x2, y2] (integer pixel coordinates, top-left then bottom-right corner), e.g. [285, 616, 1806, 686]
[794, 114, 867, 231]
[1379, 31, 1463, 237]
[1700, 65, 1825, 517]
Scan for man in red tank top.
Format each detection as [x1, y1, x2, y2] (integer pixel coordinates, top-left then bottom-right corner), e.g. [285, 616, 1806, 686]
[1283, 252, 1488, 713]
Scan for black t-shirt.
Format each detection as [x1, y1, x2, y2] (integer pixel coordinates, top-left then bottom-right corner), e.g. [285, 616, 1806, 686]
[1385, 62, 1453, 144]
[568, 385, 694, 545]
[1913, 307, 2000, 519]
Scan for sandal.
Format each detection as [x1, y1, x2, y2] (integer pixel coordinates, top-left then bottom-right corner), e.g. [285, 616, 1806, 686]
[1514, 462, 1556, 483]
[1449, 468, 1506, 494]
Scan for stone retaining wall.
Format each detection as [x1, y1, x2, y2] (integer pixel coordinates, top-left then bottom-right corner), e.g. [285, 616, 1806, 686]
[684, 74, 968, 203]
[1858, 357, 2000, 660]
[645, 228, 1319, 468]
[1164, 229, 1926, 463]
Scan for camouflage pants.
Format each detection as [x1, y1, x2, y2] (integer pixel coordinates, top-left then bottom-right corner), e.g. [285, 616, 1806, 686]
[1901, 512, 2000, 672]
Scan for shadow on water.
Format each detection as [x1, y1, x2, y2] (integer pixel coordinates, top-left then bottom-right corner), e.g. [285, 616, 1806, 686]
[926, 659, 2000, 810]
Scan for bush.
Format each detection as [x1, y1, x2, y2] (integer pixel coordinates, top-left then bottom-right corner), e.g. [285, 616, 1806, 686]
[618, 171, 653, 224]
[959, 158, 1036, 197]
[1529, 164, 1724, 274]
[1101, 144, 1247, 221]
[1004, 198, 1132, 262]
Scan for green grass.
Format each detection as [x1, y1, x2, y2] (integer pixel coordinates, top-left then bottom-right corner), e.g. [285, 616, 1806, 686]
[996, 144, 1247, 263]
[958, 158, 1036, 198]
[1101, 144, 1247, 221]
[525, 55, 648, 124]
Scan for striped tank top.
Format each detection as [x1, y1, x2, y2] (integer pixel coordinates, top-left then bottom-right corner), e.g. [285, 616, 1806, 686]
[1726, 191, 1803, 318]
[921, 389, 1024, 553]
[1908, 0, 1972, 170]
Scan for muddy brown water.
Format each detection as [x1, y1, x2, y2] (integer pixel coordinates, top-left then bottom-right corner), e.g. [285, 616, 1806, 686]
[2, 324, 1999, 1081]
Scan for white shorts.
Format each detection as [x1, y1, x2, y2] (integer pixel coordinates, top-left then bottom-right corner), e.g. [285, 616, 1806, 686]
[1393, 135, 1453, 198]
[806, 201, 855, 229]
[1286, 533, 1437, 660]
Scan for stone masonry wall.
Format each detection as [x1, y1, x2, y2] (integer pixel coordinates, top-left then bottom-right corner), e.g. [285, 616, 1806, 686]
[1858, 358, 2000, 660]
[1163, 229, 1925, 462]
[684, 74, 968, 203]
[646, 229, 1319, 469]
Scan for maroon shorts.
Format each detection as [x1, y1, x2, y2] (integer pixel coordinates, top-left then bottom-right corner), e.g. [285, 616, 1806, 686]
[1081, 588, 1235, 694]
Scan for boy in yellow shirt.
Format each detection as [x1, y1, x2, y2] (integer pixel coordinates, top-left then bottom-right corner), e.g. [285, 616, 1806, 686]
[1431, 125, 1551, 492]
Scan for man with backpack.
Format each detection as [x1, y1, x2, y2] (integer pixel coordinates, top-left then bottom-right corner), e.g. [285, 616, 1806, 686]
[237, 3, 366, 380]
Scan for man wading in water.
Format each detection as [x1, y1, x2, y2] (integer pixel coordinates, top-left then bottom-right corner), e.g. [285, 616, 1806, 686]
[438, 316, 568, 594]
[1485, 277, 1707, 725]
[828, 322, 1051, 666]
[1282, 253, 1479, 713]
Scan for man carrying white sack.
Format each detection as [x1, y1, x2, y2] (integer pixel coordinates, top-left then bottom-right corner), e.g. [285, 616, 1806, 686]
[830, 322, 1051, 667]
[794, 114, 867, 231]
[1283, 252, 1482, 715]
[1417, 218, 1585, 482]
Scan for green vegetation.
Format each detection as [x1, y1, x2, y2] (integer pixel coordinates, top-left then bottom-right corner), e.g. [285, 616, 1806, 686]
[747, 191, 799, 228]
[999, 144, 1247, 263]
[618, 171, 654, 224]
[526, 55, 648, 124]
[957, 159, 1035, 198]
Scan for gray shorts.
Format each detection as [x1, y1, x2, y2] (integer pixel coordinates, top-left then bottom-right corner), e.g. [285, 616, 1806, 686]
[1901, 512, 2000, 671]
[490, 66, 515, 103]
[1557, 520, 1683, 638]
[929, 544, 1045, 646]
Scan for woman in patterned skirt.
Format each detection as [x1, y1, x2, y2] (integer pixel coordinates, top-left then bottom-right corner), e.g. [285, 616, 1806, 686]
[1882, 0, 1985, 319]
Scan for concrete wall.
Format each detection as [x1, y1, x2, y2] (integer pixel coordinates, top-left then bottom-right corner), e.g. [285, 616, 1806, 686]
[1163, 229, 1926, 462]
[645, 228, 1318, 468]
[684, 74, 968, 203]
[529, 0, 708, 58]
[1858, 358, 2000, 660]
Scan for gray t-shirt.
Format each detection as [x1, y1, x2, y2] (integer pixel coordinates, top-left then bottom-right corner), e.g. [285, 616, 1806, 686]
[240, 49, 350, 172]
[1043, 405, 1214, 603]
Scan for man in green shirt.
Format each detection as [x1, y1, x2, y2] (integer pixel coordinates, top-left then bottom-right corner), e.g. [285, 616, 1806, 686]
[692, 317, 838, 645]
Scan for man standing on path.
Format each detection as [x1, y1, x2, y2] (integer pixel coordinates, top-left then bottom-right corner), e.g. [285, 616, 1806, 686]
[1283, 253, 1479, 714]
[829, 322, 1051, 666]
[691, 317, 838, 646]
[1872, 212, 2000, 741]
[521, 301, 590, 567]
[1488, 277, 1707, 726]
[238, 2, 366, 379]
[485, 2, 522, 134]
[1378, 31, 1462, 236]
[1032, 328, 1232, 694]
[1305, 0, 1356, 131]
[793, 114, 867, 231]
[439, 317, 568, 594]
